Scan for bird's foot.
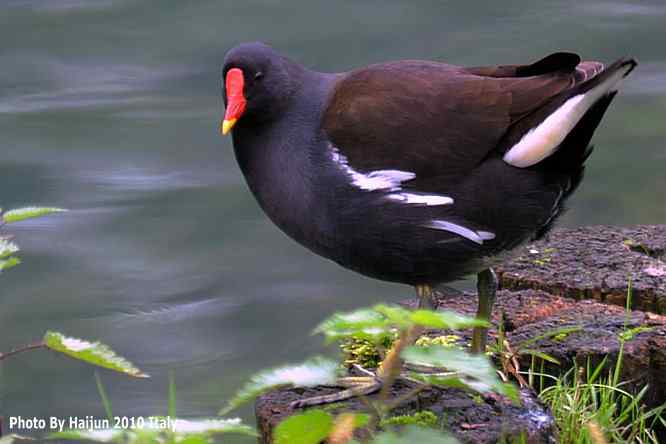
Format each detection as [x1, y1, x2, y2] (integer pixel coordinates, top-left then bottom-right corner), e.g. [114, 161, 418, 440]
[402, 362, 459, 377]
[289, 374, 382, 408]
[289, 364, 459, 409]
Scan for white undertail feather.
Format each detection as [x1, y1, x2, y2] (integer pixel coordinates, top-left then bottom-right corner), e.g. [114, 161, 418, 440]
[503, 64, 631, 168]
[424, 220, 495, 245]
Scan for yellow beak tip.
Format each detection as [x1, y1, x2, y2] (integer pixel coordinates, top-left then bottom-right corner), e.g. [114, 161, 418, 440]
[221, 119, 237, 135]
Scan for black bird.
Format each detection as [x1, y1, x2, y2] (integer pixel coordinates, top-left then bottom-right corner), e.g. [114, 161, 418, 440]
[220, 42, 636, 402]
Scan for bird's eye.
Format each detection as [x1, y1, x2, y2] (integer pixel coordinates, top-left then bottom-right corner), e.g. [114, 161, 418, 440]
[254, 71, 264, 81]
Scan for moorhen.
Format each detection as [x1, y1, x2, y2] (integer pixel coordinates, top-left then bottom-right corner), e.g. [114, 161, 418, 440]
[220, 42, 636, 403]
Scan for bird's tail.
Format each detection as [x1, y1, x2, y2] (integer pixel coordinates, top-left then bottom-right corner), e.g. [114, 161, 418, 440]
[540, 58, 636, 170]
[502, 58, 637, 170]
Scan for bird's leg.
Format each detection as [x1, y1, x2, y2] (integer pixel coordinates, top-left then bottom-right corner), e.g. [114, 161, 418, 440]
[290, 376, 382, 408]
[290, 285, 431, 409]
[470, 268, 497, 354]
[415, 283, 436, 310]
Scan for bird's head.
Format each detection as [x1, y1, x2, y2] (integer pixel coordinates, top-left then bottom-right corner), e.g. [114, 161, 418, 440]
[220, 42, 302, 135]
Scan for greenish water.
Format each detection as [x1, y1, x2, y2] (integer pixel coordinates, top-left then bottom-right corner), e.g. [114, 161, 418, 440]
[0, 1, 664, 441]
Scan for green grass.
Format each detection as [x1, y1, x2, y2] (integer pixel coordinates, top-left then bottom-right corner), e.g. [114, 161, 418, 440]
[529, 281, 666, 444]
[534, 354, 665, 443]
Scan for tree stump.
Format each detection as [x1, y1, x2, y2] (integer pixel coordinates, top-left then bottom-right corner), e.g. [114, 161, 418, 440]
[431, 289, 666, 411]
[497, 225, 666, 313]
[256, 384, 557, 444]
[256, 225, 666, 443]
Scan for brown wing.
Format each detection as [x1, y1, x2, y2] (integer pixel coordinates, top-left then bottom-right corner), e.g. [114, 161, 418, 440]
[321, 53, 599, 180]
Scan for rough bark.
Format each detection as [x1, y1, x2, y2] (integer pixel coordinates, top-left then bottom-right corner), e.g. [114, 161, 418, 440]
[431, 288, 666, 411]
[496, 225, 666, 313]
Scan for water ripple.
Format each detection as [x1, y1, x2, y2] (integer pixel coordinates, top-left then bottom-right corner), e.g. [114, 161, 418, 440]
[5, 0, 123, 13]
[579, 1, 666, 17]
[78, 167, 217, 192]
[110, 298, 241, 325]
[0, 59, 190, 114]
[623, 63, 666, 95]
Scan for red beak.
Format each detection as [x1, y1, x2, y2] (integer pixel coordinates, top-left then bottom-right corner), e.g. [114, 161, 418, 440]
[221, 68, 247, 135]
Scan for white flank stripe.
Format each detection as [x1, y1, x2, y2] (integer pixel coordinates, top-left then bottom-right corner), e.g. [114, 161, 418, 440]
[352, 169, 416, 191]
[330, 144, 415, 191]
[503, 65, 631, 168]
[386, 193, 454, 206]
[477, 231, 496, 241]
[424, 220, 496, 245]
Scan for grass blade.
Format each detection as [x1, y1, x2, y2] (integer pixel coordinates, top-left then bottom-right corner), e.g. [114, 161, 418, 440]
[94, 371, 113, 422]
[168, 370, 176, 418]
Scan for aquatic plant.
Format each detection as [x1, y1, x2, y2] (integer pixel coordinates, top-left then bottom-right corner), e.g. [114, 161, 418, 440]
[0, 206, 66, 271]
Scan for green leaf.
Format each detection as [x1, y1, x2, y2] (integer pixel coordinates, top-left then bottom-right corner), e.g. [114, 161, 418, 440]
[517, 326, 582, 349]
[2, 207, 67, 224]
[0, 256, 21, 271]
[314, 308, 392, 342]
[317, 308, 388, 330]
[0, 238, 19, 259]
[219, 357, 339, 414]
[371, 425, 460, 444]
[172, 418, 256, 436]
[173, 436, 208, 444]
[372, 304, 412, 327]
[619, 325, 654, 342]
[50, 430, 121, 443]
[520, 349, 561, 365]
[409, 310, 488, 329]
[274, 410, 333, 444]
[352, 413, 370, 428]
[402, 345, 516, 400]
[315, 304, 485, 344]
[0, 435, 34, 444]
[51, 418, 256, 443]
[43, 331, 149, 378]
